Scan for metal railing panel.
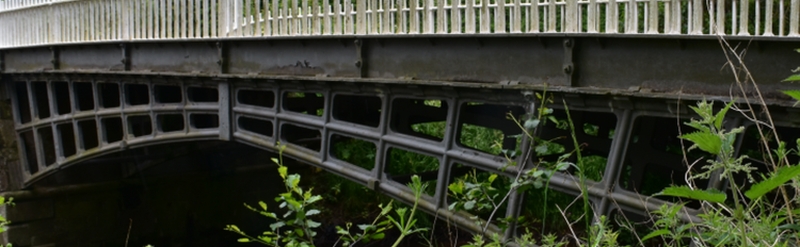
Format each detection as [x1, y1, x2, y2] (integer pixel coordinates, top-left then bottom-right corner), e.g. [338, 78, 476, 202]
[1, 0, 800, 48]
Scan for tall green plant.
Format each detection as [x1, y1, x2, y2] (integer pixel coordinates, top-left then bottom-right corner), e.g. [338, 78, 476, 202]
[645, 100, 800, 246]
[225, 146, 323, 247]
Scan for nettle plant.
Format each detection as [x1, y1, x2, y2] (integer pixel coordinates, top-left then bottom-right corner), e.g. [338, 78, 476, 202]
[226, 145, 428, 247]
[645, 100, 800, 246]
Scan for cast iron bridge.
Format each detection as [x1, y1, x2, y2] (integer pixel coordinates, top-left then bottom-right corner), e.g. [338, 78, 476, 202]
[0, 0, 799, 243]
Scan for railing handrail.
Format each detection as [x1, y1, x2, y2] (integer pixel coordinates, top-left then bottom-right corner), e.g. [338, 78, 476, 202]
[0, 0, 799, 48]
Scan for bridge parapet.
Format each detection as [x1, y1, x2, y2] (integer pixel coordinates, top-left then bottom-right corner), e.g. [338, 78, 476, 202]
[1, 0, 799, 48]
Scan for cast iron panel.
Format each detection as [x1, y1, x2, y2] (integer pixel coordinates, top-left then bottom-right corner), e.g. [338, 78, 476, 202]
[227, 39, 360, 77]
[130, 42, 219, 74]
[60, 45, 125, 72]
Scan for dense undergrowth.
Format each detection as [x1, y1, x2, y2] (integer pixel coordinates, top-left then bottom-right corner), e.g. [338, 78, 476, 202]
[219, 49, 800, 246]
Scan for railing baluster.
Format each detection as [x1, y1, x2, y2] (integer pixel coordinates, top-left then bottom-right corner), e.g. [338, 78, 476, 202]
[383, 0, 391, 33]
[273, 0, 280, 35]
[779, 0, 784, 35]
[370, 0, 378, 34]
[738, 0, 748, 35]
[480, 0, 489, 33]
[335, 0, 343, 34]
[512, 0, 521, 33]
[345, 0, 353, 34]
[189, 0, 196, 38]
[715, 0, 725, 34]
[466, 0, 475, 33]
[212, 0, 218, 37]
[791, 0, 799, 36]
[496, 0, 506, 33]
[732, 0, 738, 35]
[565, 0, 576, 32]
[529, 0, 539, 33]
[587, 0, 596, 33]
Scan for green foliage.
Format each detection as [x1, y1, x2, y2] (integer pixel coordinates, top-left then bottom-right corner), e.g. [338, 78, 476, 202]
[335, 202, 393, 246]
[656, 186, 726, 204]
[650, 100, 800, 246]
[0, 196, 12, 247]
[225, 146, 323, 247]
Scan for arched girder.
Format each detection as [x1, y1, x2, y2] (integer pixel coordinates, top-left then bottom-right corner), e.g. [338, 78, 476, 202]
[5, 72, 734, 238]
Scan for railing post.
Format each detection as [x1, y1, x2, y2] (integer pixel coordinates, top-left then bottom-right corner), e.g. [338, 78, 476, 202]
[715, 0, 725, 34]
[529, 0, 539, 33]
[647, 0, 658, 34]
[219, 0, 228, 37]
[587, 0, 597, 33]
[790, 0, 799, 36]
[565, 0, 577, 32]
[738, 0, 749, 35]
[625, 0, 637, 33]
[357, 0, 366, 34]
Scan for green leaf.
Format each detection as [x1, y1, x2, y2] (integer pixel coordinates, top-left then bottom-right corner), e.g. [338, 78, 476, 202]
[464, 200, 476, 210]
[657, 186, 726, 203]
[371, 232, 386, 240]
[306, 219, 321, 228]
[488, 174, 498, 183]
[286, 174, 301, 188]
[259, 201, 268, 211]
[782, 90, 800, 102]
[641, 229, 671, 241]
[524, 119, 540, 130]
[714, 101, 735, 130]
[448, 181, 463, 195]
[269, 221, 285, 230]
[278, 166, 288, 179]
[271, 157, 280, 165]
[237, 238, 251, 242]
[745, 165, 800, 200]
[305, 209, 321, 216]
[783, 74, 800, 82]
[680, 131, 721, 155]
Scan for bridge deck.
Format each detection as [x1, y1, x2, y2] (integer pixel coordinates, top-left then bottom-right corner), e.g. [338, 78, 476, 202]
[1, 0, 799, 49]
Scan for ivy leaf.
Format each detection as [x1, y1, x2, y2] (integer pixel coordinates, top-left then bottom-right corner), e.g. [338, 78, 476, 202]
[745, 165, 800, 200]
[680, 131, 721, 155]
[657, 186, 726, 203]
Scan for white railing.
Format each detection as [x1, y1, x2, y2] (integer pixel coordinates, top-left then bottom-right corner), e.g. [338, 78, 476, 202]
[1, 0, 799, 48]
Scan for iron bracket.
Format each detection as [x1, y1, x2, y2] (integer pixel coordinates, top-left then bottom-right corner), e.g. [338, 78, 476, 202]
[563, 38, 575, 87]
[120, 44, 131, 71]
[354, 39, 364, 78]
[50, 46, 60, 71]
[216, 41, 227, 74]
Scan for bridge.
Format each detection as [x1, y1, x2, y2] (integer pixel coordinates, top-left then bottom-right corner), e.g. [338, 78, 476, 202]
[0, 0, 799, 245]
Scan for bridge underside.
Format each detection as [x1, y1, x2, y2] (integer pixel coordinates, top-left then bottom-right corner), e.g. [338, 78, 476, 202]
[1, 35, 800, 239]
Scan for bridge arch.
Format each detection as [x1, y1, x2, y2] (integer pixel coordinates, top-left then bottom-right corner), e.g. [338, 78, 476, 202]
[6, 71, 746, 238]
